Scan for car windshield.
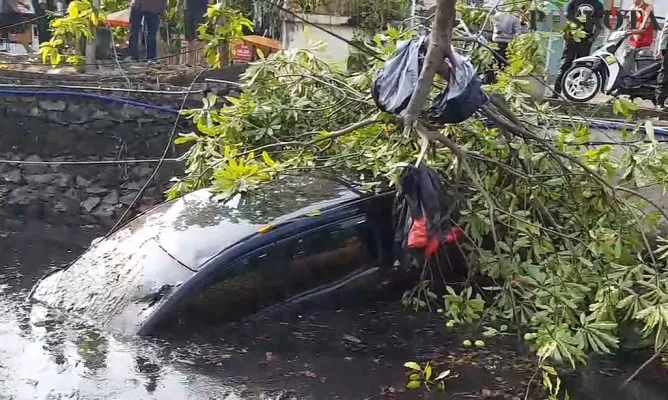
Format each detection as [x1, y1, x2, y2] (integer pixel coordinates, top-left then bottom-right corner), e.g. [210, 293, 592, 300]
[31, 174, 360, 334]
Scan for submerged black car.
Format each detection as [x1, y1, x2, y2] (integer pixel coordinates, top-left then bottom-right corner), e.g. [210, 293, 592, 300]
[31, 174, 403, 336]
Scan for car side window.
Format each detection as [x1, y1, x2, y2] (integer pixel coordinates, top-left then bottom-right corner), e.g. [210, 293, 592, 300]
[166, 216, 379, 328]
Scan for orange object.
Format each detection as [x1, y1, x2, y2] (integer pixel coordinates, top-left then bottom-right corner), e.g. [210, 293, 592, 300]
[407, 217, 440, 257]
[445, 227, 464, 245]
[407, 217, 428, 249]
[105, 8, 130, 29]
[241, 35, 281, 53]
[231, 35, 282, 62]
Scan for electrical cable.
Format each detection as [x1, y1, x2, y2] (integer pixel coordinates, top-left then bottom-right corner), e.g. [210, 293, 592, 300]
[0, 14, 48, 30]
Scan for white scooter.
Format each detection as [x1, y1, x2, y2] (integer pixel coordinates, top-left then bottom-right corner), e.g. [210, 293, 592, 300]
[561, 30, 661, 103]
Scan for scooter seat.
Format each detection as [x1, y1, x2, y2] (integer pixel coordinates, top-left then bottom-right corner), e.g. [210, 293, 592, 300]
[631, 62, 662, 79]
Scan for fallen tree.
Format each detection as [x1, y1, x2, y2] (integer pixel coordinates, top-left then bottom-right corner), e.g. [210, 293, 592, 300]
[170, 0, 668, 386]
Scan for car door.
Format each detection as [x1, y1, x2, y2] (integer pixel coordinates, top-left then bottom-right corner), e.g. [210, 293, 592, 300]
[157, 214, 381, 331]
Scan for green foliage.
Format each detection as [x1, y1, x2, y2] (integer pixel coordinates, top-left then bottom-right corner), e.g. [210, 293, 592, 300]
[561, 18, 588, 43]
[173, 25, 668, 371]
[170, 38, 399, 198]
[506, 32, 548, 76]
[402, 280, 438, 312]
[39, 0, 104, 67]
[404, 361, 456, 392]
[354, 0, 410, 32]
[541, 365, 571, 400]
[441, 285, 485, 324]
[198, 3, 253, 68]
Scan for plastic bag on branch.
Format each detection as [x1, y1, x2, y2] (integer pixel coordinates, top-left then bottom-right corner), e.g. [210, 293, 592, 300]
[393, 164, 463, 261]
[429, 49, 489, 124]
[372, 34, 428, 114]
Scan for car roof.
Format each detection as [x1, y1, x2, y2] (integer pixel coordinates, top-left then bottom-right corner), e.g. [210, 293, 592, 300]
[154, 173, 364, 271]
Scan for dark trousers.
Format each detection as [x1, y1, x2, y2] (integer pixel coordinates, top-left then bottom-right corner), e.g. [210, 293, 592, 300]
[656, 51, 668, 107]
[484, 41, 508, 84]
[129, 7, 159, 60]
[553, 39, 593, 94]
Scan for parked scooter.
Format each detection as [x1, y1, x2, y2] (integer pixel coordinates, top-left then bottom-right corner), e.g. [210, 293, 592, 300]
[561, 30, 661, 103]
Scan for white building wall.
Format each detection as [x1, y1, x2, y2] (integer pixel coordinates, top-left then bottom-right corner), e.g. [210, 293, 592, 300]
[281, 14, 356, 65]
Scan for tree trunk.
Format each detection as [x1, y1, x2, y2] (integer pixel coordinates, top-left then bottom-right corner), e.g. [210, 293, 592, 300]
[217, 0, 229, 67]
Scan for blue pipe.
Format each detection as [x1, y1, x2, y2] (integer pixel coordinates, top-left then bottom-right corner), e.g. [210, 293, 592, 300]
[555, 118, 668, 137]
[0, 89, 181, 115]
[3, 88, 668, 137]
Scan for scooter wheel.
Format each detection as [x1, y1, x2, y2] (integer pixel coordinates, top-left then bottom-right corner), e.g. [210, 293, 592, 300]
[562, 65, 602, 103]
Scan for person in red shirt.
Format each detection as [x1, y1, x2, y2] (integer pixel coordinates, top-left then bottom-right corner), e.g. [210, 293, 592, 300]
[621, 0, 655, 72]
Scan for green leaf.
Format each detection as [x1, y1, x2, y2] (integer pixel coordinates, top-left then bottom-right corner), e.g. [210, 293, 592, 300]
[434, 370, 451, 381]
[645, 120, 655, 143]
[424, 364, 432, 381]
[262, 151, 277, 168]
[614, 236, 622, 259]
[406, 380, 421, 389]
[403, 362, 421, 371]
[174, 135, 197, 145]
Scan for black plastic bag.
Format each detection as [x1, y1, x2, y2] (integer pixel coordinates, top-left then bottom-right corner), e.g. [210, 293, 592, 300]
[372, 35, 428, 115]
[429, 51, 489, 124]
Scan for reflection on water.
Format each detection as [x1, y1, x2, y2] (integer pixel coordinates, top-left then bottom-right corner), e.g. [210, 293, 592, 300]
[0, 291, 237, 400]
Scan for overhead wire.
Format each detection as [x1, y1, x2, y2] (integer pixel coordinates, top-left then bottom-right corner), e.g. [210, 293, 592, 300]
[0, 14, 48, 30]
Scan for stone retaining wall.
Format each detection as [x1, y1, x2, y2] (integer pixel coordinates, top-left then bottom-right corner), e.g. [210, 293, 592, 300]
[0, 94, 189, 231]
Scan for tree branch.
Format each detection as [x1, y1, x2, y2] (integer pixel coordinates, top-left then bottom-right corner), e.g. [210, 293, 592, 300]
[417, 123, 501, 253]
[400, 0, 457, 130]
[237, 114, 382, 157]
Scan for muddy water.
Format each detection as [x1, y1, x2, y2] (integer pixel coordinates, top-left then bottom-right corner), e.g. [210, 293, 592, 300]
[2, 220, 668, 400]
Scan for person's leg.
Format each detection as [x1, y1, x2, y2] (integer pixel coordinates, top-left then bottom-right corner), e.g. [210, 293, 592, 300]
[578, 40, 593, 59]
[620, 44, 637, 72]
[656, 51, 668, 107]
[553, 40, 578, 95]
[128, 6, 142, 60]
[185, 8, 198, 65]
[144, 11, 159, 60]
[489, 42, 508, 84]
[497, 42, 508, 62]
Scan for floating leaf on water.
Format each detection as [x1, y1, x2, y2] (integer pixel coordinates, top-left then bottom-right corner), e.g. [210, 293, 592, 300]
[434, 370, 451, 381]
[403, 361, 421, 371]
[406, 380, 421, 389]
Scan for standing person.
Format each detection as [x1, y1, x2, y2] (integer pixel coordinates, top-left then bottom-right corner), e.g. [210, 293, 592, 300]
[621, 0, 655, 73]
[549, 0, 604, 98]
[128, 0, 166, 62]
[183, 0, 208, 66]
[485, 8, 521, 84]
[655, 10, 668, 109]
